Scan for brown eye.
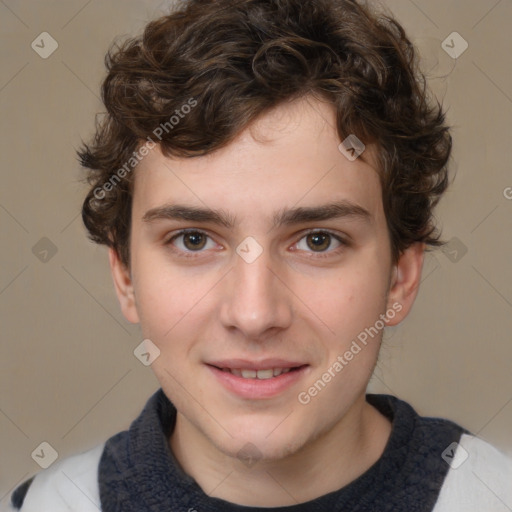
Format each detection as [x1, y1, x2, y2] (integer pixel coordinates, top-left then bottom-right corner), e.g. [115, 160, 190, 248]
[295, 230, 346, 255]
[168, 230, 215, 253]
[182, 232, 207, 251]
[306, 232, 332, 252]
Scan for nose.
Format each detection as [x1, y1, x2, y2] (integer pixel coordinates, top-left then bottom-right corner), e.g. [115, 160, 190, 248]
[218, 246, 293, 340]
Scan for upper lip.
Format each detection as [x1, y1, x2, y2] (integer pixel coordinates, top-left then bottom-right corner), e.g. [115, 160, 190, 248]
[207, 359, 308, 370]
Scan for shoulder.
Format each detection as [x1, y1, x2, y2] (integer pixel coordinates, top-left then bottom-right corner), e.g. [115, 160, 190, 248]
[433, 433, 512, 511]
[4, 443, 104, 512]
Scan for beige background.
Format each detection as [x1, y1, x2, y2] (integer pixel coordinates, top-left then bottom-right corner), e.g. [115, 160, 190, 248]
[1, 0, 511, 505]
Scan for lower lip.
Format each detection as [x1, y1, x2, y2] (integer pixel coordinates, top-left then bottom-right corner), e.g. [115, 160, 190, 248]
[207, 365, 309, 399]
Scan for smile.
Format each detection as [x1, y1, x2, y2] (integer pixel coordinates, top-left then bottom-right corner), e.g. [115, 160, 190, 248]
[219, 367, 295, 379]
[207, 364, 310, 399]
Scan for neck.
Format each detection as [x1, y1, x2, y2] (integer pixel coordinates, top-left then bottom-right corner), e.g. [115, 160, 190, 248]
[169, 395, 392, 507]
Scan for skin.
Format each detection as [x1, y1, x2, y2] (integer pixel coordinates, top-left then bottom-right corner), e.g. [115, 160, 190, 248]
[110, 96, 425, 506]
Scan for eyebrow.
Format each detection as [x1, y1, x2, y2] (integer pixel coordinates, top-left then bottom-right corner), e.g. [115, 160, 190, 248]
[142, 201, 372, 229]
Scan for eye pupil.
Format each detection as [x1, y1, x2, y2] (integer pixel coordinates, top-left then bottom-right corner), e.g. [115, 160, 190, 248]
[307, 233, 330, 251]
[184, 232, 206, 250]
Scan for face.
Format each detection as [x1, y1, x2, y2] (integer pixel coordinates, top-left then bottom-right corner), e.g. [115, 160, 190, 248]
[111, 96, 422, 462]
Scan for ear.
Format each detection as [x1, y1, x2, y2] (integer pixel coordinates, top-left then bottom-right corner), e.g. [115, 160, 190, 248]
[385, 243, 425, 326]
[108, 247, 140, 324]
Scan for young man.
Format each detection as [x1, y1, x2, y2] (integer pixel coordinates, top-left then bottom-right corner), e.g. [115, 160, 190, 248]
[6, 0, 512, 510]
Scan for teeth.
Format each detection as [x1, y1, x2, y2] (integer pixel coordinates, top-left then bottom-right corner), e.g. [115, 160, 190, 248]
[227, 368, 294, 379]
[256, 369, 274, 380]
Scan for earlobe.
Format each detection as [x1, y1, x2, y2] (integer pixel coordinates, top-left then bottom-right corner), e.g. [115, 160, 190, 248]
[385, 243, 425, 326]
[108, 248, 140, 324]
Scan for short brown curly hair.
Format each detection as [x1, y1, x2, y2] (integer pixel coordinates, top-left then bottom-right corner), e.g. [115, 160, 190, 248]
[79, 0, 451, 267]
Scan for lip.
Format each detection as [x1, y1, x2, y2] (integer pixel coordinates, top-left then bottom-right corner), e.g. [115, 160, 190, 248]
[206, 363, 310, 399]
[207, 358, 307, 371]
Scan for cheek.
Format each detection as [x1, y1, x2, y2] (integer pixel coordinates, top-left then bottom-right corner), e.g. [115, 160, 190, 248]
[302, 262, 390, 341]
[131, 253, 196, 340]
[132, 264, 206, 400]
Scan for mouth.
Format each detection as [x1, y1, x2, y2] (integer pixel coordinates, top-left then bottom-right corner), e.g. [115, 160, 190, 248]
[205, 360, 310, 399]
[211, 365, 306, 379]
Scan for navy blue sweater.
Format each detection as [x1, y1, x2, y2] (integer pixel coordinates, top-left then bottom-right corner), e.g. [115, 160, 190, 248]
[11, 388, 472, 511]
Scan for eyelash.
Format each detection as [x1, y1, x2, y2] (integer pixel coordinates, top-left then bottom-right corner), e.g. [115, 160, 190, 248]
[164, 229, 349, 259]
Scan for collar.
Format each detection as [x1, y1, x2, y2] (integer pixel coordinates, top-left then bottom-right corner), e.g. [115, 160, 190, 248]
[98, 388, 465, 511]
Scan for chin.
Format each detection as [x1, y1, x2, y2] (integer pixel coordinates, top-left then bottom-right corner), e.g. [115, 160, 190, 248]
[217, 424, 308, 464]
[224, 440, 303, 465]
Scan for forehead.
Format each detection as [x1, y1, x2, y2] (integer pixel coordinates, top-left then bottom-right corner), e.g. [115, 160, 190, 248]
[132, 96, 383, 223]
